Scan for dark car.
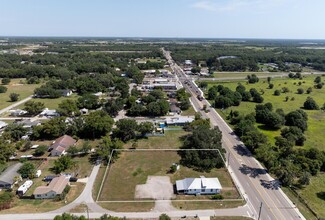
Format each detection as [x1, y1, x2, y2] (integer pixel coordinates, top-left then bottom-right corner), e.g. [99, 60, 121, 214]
[43, 175, 57, 182]
[69, 177, 78, 182]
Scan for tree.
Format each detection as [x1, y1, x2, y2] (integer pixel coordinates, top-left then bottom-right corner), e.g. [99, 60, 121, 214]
[268, 83, 274, 89]
[1, 78, 10, 85]
[24, 100, 45, 116]
[81, 141, 91, 154]
[303, 97, 319, 110]
[52, 156, 74, 174]
[77, 94, 99, 109]
[0, 85, 8, 93]
[298, 172, 311, 186]
[281, 126, 306, 146]
[253, 93, 264, 103]
[214, 96, 233, 109]
[96, 135, 123, 162]
[242, 130, 268, 153]
[282, 87, 290, 93]
[247, 74, 259, 84]
[105, 99, 124, 117]
[199, 81, 208, 89]
[0, 192, 14, 211]
[4, 124, 27, 141]
[114, 119, 138, 142]
[314, 76, 321, 84]
[57, 100, 80, 117]
[9, 93, 19, 102]
[53, 213, 87, 220]
[138, 122, 154, 136]
[33, 145, 48, 156]
[297, 88, 304, 94]
[18, 162, 36, 178]
[180, 125, 224, 172]
[316, 83, 323, 89]
[285, 110, 308, 132]
[82, 111, 114, 139]
[159, 214, 171, 220]
[31, 117, 67, 140]
[306, 87, 313, 94]
[267, 77, 272, 84]
[274, 90, 281, 96]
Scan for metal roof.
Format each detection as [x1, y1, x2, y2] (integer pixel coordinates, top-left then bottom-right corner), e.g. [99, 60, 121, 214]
[176, 177, 222, 191]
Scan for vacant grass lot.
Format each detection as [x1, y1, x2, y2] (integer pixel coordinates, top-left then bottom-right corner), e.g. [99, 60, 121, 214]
[16, 94, 80, 110]
[124, 130, 189, 149]
[212, 71, 285, 79]
[98, 201, 155, 212]
[204, 75, 325, 150]
[98, 151, 237, 201]
[172, 200, 245, 210]
[0, 78, 40, 109]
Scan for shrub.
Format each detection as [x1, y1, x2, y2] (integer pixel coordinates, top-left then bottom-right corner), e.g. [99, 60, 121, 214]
[268, 83, 274, 89]
[316, 83, 323, 89]
[274, 90, 281, 96]
[304, 97, 319, 110]
[211, 194, 224, 200]
[1, 78, 10, 85]
[297, 88, 304, 94]
[0, 85, 7, 93]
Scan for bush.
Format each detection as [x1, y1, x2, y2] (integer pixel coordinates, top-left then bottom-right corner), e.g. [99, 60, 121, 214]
[297, 88, 304, 94]
[9, 93, 19, 102]
[211, 194, 224, 200]
[1, 78, 10, 85]
[316, 83, 323, 89]
[33, 145, 48, 156]
[55, 185, 71, 201]
[274, 90, 281, 96]
[0, 85, 7, 93]
[306, 87, 312, 94]
[268, 83, 274, 89]
[304, 97, 319, 110]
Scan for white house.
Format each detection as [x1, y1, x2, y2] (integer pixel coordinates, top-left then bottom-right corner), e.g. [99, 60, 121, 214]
[176, 176, 222, 195]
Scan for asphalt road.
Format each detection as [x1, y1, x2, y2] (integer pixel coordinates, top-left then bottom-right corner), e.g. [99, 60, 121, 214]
[163, 48, 305, 220]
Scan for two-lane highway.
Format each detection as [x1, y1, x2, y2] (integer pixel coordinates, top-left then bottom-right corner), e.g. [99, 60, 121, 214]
[163, 48, 305, 220]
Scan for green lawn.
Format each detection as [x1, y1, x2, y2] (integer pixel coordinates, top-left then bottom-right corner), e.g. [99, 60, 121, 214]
[0, 78, 40, 109]
[124, 130, 189, 149]
[294, 174, 325, 219]
[98, 151, 237, 201]
[212, 71, 284, 79]
[181, 106, 196, 116]
[204, 76, 325, 151]
[16, 94, 80, 110]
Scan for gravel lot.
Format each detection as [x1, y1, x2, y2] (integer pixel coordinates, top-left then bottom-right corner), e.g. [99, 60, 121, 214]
[135, 176, 175, 200]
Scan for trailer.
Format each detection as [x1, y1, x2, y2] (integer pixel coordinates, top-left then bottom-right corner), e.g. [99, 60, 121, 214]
[17, 180, 33, 196]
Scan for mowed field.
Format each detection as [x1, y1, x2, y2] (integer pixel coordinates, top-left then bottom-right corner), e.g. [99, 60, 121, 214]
[98, 151, 237, 201]
[212, 71, 285, 79]
[0, 78, 40, 109]
[204, 75, 325, 150]
[203, 75, 325, 218]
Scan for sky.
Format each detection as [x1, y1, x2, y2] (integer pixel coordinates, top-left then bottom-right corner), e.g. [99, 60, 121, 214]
[0, 0, 324, 39]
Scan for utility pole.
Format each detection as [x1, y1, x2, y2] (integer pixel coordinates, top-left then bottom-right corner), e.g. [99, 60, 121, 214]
[258, 202, 263, 220]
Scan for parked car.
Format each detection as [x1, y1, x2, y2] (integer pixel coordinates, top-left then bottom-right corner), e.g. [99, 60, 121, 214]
[69, 177, 78, 182]
[43, 176, 57, 182]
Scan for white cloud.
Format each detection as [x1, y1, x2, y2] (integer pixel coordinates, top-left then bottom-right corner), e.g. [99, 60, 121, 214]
[191, 0, 290, 13]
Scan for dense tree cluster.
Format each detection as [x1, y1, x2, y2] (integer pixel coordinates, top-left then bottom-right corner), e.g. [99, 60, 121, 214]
[179, 125, 224, 172]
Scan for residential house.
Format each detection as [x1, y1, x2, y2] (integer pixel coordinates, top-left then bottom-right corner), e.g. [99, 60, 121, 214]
[15, 119, 41, 129]
[169, 104, 181, 114]
[33, 176, 69, 199]
[0, 163, 22, 189]
[61, 89, 73, 97]
[40, 108, 60, 118]
[9, 109, 27, 117]
[49, 135, 77, 157]
[176, 176, 222, 195]
[166, 116, 194, 126]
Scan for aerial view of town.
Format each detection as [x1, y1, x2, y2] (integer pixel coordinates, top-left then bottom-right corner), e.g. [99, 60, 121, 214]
[0, 1, 325, 220]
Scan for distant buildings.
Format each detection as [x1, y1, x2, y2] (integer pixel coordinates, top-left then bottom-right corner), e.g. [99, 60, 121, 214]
[40, 108, 60, 118]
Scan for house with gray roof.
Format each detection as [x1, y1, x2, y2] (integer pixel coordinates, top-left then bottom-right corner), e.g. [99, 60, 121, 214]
[0, 163, 23, 189]
[176, 176, 222, 195]
[49, 135, 77, 156]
